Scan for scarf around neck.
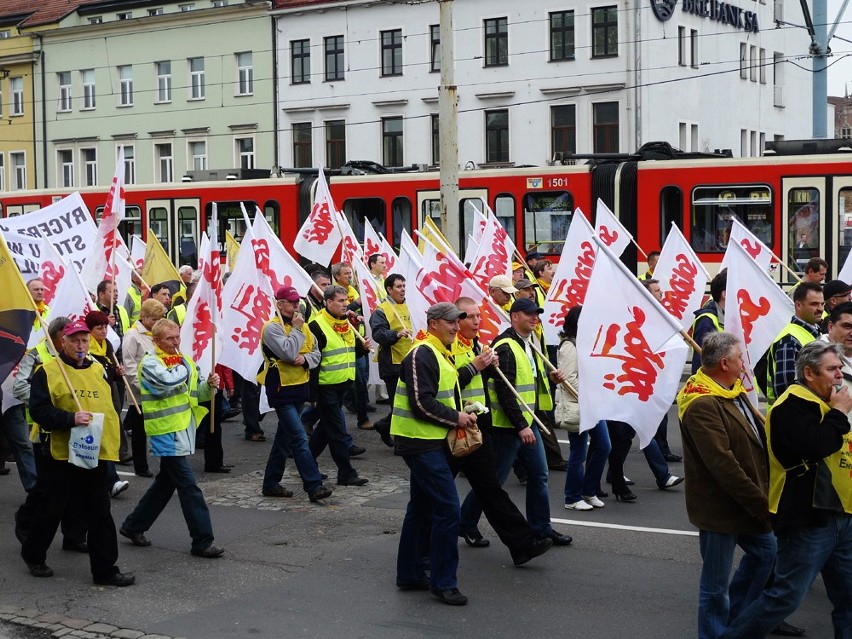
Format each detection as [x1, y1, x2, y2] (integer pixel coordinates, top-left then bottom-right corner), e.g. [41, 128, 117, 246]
[677, 368, 745, 420]
[320, 308, 355, 347]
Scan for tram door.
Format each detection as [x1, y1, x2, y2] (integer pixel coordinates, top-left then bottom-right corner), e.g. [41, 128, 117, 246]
[417, 189, 488, 256]
[831, 177, 852, 276]
[781, 178, 826, 281]
[146, 198, 201, 268]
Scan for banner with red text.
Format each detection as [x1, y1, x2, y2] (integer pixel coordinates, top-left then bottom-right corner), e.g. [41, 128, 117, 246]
[181, 233, 218, 377]
[251, 208, 314, 297]
[721, 217, 774, 273]
[363, 223, 397, 276]
[293, 168, 342, 266]
[398, 230, 431, 336]
[594, 199, 632, 257]
[469, 207, 514, 292]
[654, 223, 710, 329]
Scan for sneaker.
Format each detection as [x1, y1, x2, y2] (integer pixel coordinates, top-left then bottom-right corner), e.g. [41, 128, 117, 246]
[582, 495, 606, 508]
[564, 500, 594, 511]
[110, 480, 130, 498]
[662, 475, 685, 489]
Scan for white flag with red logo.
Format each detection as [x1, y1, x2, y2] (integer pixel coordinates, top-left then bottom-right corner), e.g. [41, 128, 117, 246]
[38, 237, 66, 306]
[479, 296, 511, 346]
[293, 168, 342, 266]
[469, 207, 514, 292]
[724, 239, 794, 404]
[542, 209, 597, 344]
[654, 223, 710, 329]
[577, 236, 688, 448]
[416, 230, 486, 305]
[335, 210, 363, 266]
[250, 208, 314, 297]
[363, 224, 397, 275]
[130, 235, 146, 271]
[594, 199, 632, 257]
[352, 256, 383, 384]
[81, 150, 127, 293]
[721, 217, 774, 273]
[397, 230, 431, 336]
[218, 227, 276, 382]
[181, 233, 218, 377]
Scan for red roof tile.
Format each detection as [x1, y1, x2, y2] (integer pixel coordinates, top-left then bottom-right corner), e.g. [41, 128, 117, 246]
[0, 0, 106, 28]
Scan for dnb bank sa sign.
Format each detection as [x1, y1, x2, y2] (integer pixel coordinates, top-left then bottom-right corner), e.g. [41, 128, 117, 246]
[652, 0, 759, 32]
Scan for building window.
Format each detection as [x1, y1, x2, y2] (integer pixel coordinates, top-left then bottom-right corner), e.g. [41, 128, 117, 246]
[58, 72, 71, 112]
[592, 6, 618, 58]
[678, 26, 686, 66]
[156, 61, 171, 102]
[740, 43, 748, 79]
[88, 16, 102, 24]
[11, 78, 23, 116]
[117, 11, 132, 19]
[430, 25, 440, 72]
[155, 143, 173, 182]
[188, 140, 206, 170]
[292, 122, 312, 168]
[233, 137, 252, 169]
[773, 52, 784, 107]
[484, 17, 508, 67]
[11, 152, 25, 189]
[690, 29, 698, 68]
[118, 65, 133, 106]
[236, 52, 253, 95]
[431, 113, 439, 165]
[551, 105, 576, 158]
[324, 35, 344, 81]
[0, 153, 4, 192]
[81, 69, 96, 109]
[842, 127, 851, 139]
[593, 102, 619, 153]
[749, 45, 757, 82]
[381, 29, 403, 76]
[291, 39, 310, 84]
[148, 7, 163, 16]
[118, 144, 135, 184]
[212, 0, 228, 6]
[485, 109, 509, 163]
[325, 120, 346, 169]
[189, 57, 205, 99]
[179, 3, 195, 10]
[382, 117, 403, 166]
[58, 150, 74, 187]
[759, 47, 766, 84]
[81, 148, 97, 186]
[550, 11, 575, 61]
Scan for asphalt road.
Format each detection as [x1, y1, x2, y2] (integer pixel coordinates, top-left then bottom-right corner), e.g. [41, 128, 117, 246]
[0, 404, 835, 639]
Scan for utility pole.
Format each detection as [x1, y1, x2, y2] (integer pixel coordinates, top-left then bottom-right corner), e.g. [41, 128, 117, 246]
[438, 0, 460, 252]
[812, 0, 829, 138]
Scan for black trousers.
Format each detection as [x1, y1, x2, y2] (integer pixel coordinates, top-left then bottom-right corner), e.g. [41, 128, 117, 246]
[373, 374, 399, 436]
[236, 373, 263, 437]
[199, 394, 224, 470]
[124, 405, 149, 474]
[449, 430, 536, 553]
[21, 457, 119, 579]
[606, 420, 635, 494]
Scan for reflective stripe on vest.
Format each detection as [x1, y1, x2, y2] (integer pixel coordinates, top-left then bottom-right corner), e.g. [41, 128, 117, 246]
[766, 322, 817, 405]
[487, 337, 551, 429]
[257, 319, 314, 388]
[766, 383, 852, 515]
[42, 358, 120, 461]
[390, 341, 459, 440]
[170, 304, 187, 327]
[454, 342, 486, 405]
[139, 353, 208, 437]
[377, 300, 414, 365]
[311, 314, 356, 384]
[128, 287, 142, 324]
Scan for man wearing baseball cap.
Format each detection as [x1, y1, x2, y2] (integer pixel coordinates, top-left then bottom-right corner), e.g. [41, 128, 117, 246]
[488, 275, 518, 311]
[820, 279, 852, 333]
[258, 286, 332, 503]
[21, 319, 134, 586]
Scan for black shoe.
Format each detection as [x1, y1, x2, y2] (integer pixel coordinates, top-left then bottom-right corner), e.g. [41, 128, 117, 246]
[224, 408, 241, 419]
[62, 540, 88, 553]
[135, 469, 154, 478]
[375, 397, 391, 405]
[430, 587, 468, 606]
[262, 485, 294, 498]
[459, 530, 490, 548]
[511, 537, 553, 566]
[396, 579, 429, 591]
[205, 466, 232, 473]
[337, 476, 369, 487]
[547, 530, 573, 546]
[548, 461, 568, 472]
[117, 457, 134, 466]
[663, 453, 683, 462]
[771, 621, 806, 637]
[309, 486, 333, 502]
[349, 444, 366, 457]
[516, 474, 528, 485]
[94, 572, 135, 587]
[613, 489, 637, 502]
[191, 545, 225, 558]
[25, 561, 53, 578]
[596, 488, 609, 498]
[320, 473, 328, 480]
[374, 423, 394, 447]
[344, 404, 357, 415]
[119, 527, 151, 547]
[365, 403, 377, 412]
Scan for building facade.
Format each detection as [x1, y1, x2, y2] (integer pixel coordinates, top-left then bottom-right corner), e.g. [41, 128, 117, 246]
[272, 0, 812, 170]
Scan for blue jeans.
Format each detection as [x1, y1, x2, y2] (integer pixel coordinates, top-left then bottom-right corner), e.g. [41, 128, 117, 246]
[397, 449, 459, 590]
[698, 530, 777, 639]
[263, 403, 323, 494]
[643, 438, 673, 487]
[460, 425, 552, 537]
[309, 384, 358, 482]
[564, 421, 611, 503]
[2, 406, 37, 492]
[721, 514, 852, 639]
[122, 455, 215, 553]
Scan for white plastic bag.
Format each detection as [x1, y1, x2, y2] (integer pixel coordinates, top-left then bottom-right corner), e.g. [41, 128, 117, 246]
[68, 412, 104, 469]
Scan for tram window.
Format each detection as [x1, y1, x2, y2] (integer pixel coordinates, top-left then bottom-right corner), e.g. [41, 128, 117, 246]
[208, 200, 257, 242]
[422, 199, 440, 224]
[789, 187, 820, 271]
[343, 198, 386, 246]
[391, 197, 412, 246]
[461, 198, 488, 256]
[263, 200, 280, 236]
[522, 191, 573, 255]
[148, 206, 170, 253]
[0, 203, 3, 217]
[690, 185, 772, 253]
[494, 194, 516, 243]
[659, 186, 683, 247]
[838, 188, 852, 273]
[95, 205, 141, 245]
[178, 205, 198, 268]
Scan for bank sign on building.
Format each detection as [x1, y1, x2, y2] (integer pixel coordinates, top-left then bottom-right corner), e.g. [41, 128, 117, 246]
[273, 0, 811, 171]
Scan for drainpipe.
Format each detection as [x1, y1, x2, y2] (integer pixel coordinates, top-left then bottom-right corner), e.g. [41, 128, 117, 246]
[271, 10, 280, 170]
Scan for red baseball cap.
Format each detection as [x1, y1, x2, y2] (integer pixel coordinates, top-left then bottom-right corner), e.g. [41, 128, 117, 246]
[275, 286, 301, 302]
[63, 320, 91, 336]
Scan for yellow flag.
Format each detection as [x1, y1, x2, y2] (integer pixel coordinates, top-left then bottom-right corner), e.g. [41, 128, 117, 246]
[419, 216, 451, 255]
[225, 230, 240, 271]
[141, 232, 181, 291]
[0, 235, 38, 383]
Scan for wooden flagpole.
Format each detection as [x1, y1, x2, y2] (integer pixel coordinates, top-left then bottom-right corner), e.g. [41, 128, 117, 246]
[39, 323, 84, 413]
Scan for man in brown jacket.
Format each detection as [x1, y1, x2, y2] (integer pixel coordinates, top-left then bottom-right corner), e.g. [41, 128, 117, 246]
[677, 331, 776, 639]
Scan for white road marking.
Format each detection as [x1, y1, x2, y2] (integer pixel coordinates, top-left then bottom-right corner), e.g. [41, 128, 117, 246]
[551, 517, 698, 537]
